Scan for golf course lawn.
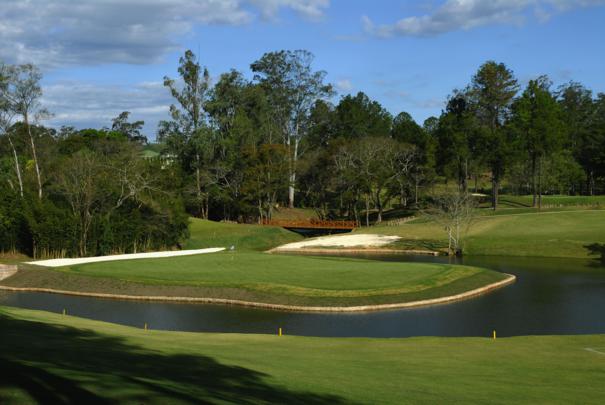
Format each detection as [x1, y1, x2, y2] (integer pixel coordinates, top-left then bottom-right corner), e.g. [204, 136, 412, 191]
[1, 306, 604, 404]
[2, 252, 509, 307]
[368, 209, 605, 258]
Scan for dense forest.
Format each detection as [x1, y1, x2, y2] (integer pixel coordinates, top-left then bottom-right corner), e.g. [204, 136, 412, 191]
[1, 51, 605, 258]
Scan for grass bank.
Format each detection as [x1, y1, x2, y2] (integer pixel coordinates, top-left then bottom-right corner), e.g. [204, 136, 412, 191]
[184, 218, 302, 251]
[1, 253, 508, 308]
[1, 306, 604, 404]
[368, 210, 605, 259]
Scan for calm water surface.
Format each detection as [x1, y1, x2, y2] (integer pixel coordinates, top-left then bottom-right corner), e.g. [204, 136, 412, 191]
[1, 255, 604, 338]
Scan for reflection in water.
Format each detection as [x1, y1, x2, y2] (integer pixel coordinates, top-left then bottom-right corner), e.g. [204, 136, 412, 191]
[1, 256, 604, 338]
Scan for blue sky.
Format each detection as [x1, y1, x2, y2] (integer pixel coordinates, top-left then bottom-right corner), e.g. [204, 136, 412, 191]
[1, 0, 604, 139]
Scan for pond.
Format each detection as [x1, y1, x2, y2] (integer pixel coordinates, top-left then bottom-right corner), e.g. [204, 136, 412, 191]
[1, 255, 604, 338]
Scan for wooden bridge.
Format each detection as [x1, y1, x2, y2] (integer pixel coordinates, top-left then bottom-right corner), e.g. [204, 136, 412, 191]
[261, 219, 358, 236]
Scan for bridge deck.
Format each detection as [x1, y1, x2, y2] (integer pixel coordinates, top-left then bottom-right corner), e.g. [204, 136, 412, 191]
[261, 219, 358, 230]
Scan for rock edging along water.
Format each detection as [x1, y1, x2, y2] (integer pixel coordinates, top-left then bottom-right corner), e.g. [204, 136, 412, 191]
[0, 273, 516, 313]
[268, 248, 443, 256]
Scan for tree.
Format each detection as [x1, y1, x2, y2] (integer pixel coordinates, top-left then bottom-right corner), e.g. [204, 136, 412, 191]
[426, 191, 476, 256]
[241, 144, 289, 221]
[335, 137, 408, 225]
[306, 99, 335, 148]
[251, 50, 333, 208]
[436, 93, 480, 192]
[334, 92, 392, 140]
[161, 50, 212, 218]
[511, 76, 564, 208]
[557, 82, 602, 195]
[582, 93, 605, 194]
[470, 61, 519, 209]
[111, 111, 146, 144]
[2, 64, 50, 199]
[0, 63, 23, 197]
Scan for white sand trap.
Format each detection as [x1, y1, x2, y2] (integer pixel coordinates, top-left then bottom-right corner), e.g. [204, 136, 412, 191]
[274, 234, 401, 250]
[26, 248, 225, 268]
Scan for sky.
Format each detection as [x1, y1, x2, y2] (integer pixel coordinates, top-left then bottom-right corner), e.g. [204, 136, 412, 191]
[1, 0, 604, 140]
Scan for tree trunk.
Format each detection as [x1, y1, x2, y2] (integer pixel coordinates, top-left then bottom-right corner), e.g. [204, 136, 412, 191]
[6, 134, 24, 197]
[463, 158, 468, 193]
[538, 157, 542, 210]
[288, 136, 300, 209]
[492, 178, 499, 210]
[25, 113, 42, 199]
[375, 190, 382, 224]
[365, 194, 370, 227]
[531, 154, 537, 207]
[415, 180, 419, 205]
[195, 153, 203, 217]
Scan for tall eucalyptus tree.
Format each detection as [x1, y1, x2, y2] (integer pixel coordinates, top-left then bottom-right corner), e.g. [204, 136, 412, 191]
[161, 50, 212, 218]
[251, 50, 333, 208]
[2, 64, 50, 199]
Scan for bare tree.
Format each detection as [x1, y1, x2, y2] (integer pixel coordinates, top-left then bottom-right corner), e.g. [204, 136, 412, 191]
[426, 191, 476, 256]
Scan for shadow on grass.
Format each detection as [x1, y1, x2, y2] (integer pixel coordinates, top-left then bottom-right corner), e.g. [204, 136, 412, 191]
[0, 314, 348, 404]
[585, 243, 605, 267]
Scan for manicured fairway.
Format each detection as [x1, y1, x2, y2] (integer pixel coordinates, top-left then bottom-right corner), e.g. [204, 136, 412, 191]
[368, 209, 605, 258]
[1, 306, 604, 404]
[3, 252, 507, 307]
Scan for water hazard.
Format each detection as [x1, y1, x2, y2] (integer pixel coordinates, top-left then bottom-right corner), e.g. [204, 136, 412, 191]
[1, 255, 604, 338]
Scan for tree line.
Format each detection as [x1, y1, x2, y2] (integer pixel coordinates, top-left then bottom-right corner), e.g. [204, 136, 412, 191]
[1, 51, 605, 257]
[0, 64, 188, 258]
[158, 51, 605, 223]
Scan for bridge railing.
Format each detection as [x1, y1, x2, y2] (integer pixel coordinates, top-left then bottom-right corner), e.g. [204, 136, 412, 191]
[261, 219, 358, 229]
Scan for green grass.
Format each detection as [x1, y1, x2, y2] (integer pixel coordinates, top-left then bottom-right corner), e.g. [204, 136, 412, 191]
[1, 306, 604, 404]
[184, 218, 302, 252]
[4, 252, 507, 307]
[367, 210, 605, 258]
[499, 194, 605, 208]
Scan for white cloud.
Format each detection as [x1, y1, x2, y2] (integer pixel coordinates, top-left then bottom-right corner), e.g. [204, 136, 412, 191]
[363, 0, 605, 37]
[0, 0, 330, 67]
[335, 79, 353, 92]
[41, 80, 172, 138]
[251, 0, 330, 20]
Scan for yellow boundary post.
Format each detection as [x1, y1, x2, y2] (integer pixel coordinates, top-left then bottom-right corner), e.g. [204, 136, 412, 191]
[278, 327, 282, 336]
[493, 330, 496, 340]
[144, 323, 148, 331]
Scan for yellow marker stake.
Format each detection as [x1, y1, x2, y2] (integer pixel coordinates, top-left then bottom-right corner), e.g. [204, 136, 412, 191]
[278, 327, 282, 336]
[145, 323, 148, 331]
[493, 330, 496, 340]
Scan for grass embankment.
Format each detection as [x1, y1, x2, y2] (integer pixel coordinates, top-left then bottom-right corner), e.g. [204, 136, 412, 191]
[369, 210, 605, 259]
[184, 218, 302, 251]
[1, 306, 604, 404]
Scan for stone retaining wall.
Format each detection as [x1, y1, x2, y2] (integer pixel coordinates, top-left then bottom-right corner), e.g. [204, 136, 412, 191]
[0, 265, 18, 281]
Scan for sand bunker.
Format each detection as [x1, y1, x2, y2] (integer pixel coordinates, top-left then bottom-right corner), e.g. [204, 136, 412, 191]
[274, 234, 401, 251]
[26, 248, 225, 268]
